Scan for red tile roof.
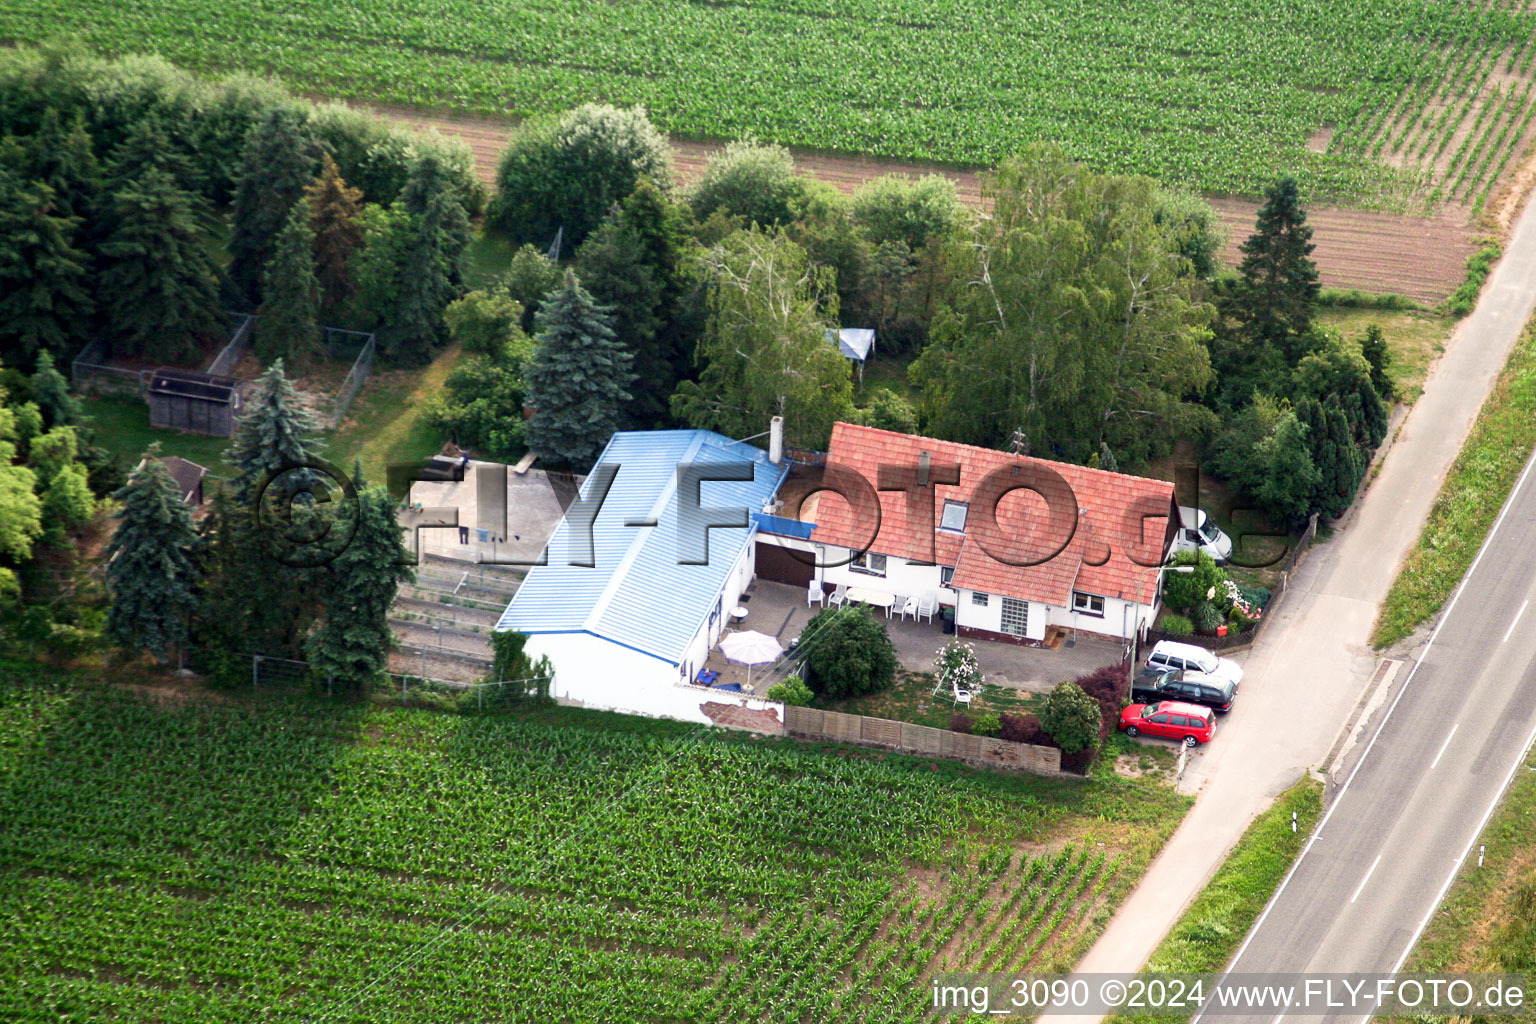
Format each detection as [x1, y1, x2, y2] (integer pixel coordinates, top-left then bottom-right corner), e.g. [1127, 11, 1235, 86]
[806, 423, 1176, 606]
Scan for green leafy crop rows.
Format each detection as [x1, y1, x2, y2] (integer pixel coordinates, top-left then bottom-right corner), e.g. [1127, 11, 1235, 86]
[0, 679, 1187, 1021]
[2, 0, 1533, 205]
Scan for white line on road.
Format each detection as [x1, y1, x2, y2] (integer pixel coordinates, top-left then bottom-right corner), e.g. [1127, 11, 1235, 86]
[1504, 599, 1529, 643]
[1349, 854, 1383, 903]
[1429, 724, 1459, 771]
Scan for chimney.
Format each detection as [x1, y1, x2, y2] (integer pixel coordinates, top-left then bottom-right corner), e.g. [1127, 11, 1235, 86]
[769, 416, 784, 465]
[918, 450, 930, 486]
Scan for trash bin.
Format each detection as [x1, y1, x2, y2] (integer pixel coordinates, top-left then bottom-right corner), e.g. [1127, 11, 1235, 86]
[941, 606, 956, 635]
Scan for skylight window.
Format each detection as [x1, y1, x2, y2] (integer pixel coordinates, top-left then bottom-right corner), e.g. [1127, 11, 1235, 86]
[940, 500, 968, 532]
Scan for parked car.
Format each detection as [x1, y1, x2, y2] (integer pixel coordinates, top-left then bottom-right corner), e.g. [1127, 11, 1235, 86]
[1169, 506, 1233, 564]
[1131, 666, 1237, 713]
[1118, 701, 1216, 747]
[1145, 640, 1243, 687]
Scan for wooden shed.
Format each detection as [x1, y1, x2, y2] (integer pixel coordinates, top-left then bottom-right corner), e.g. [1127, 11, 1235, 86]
[146, 369, 241, 437]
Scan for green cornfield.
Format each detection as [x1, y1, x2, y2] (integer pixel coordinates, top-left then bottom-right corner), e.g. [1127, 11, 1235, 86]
[0, 680, 1187, 1021]
[1, 0, 1533, 206]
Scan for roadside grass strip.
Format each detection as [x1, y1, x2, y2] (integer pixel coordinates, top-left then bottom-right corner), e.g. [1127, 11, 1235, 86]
[1372, 314, 1536, 648]
[1104, 777, 1323, 1024]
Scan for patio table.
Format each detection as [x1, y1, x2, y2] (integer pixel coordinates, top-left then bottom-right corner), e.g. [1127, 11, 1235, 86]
[844, 586, 897, 617]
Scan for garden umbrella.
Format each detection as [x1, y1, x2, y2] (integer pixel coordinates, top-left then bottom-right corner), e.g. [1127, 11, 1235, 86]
[719, 630, 783, 689]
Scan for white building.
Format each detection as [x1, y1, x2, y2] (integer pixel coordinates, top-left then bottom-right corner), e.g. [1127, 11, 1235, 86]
[755, 423, 1179, 645]
[496, 429, 790, 727]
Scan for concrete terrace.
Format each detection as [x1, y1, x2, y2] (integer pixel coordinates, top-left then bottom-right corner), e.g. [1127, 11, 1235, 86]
[703, 580, 1125, 696]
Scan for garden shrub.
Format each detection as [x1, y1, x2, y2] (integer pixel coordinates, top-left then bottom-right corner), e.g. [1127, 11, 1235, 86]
[1039, 681, 1101, 755]
[1000, 712, 1045, 744]
[949, 713, 973, 734]
[1193, 601, 1224, 634]
[802, 605, 897, 700]
[1160, 613, 1194, 635]
[766, 675, 813, 706]
[972, 711, 1002, 738]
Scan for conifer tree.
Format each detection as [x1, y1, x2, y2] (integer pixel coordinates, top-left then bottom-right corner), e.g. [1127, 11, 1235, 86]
[28, 108, 101, 223]
[574, 217, 666, 425]
[226, 358, 321, 504]
[305, 461, 414, 689]
[381, 203, 452, 365]
[1360, 323, 1393, 400]
[229, 108, 320, 302]
[524, 269, 634, 467]
[0, 177, 94, 362]
[306, 153, 363, 314]
[105, 114, 202, 197]
[1230, 176, 1320, 363]
[105, 446, 200, 662]
[28, 352, 81, 428]
[99, 168, 224, 363]
[400, 152, 470, 287]
[255, 202, 322, 366]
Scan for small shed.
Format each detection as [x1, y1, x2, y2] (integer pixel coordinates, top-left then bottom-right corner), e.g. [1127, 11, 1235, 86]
[146, 369, 242, 437]
[158, 456, 207, 506]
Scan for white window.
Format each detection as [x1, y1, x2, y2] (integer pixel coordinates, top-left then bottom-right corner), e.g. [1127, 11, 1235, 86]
[1001, 597, 1029, 636]
[971, 591, 989, 607]
[940, 566, 956, 589]
[939, 500, 969, 533]
[1072, 592, 1105, 616]
[851, 551, 887, 576]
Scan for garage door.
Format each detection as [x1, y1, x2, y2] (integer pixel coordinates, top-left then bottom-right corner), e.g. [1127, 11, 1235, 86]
[755, 541, 815, 587]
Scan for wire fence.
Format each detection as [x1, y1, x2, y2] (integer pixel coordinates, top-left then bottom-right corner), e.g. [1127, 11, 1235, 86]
[187, 648, 550, 712]
[325, 328, 376, 429]
[204, 313, 256, 377]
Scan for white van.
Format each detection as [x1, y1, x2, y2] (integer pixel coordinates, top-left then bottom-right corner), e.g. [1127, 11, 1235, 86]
[1145, 640, 1244, 688]
[1171, 506, 1233, 564]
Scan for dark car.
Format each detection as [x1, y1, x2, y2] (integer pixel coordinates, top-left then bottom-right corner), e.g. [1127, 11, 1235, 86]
[1131, 666, 1237, 714]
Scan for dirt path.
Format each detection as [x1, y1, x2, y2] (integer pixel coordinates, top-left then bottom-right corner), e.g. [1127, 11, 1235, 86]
[382, 106, 1483, 304]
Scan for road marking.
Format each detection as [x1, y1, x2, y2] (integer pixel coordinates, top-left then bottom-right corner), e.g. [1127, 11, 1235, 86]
[1349, 854, 1384, 903]
[1429, 723, 1459, 771]
[1205, 444, 1536, 1024]
[1504, 599, 1529, 643]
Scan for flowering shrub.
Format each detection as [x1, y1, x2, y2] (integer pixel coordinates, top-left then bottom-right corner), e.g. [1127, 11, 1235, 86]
[1223, 579, 1264, 620]
[935, 639, 982, 693]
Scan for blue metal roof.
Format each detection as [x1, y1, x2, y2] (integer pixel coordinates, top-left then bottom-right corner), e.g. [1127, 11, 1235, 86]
[751, 511, 815, 540]
[496, 430, 789, 665]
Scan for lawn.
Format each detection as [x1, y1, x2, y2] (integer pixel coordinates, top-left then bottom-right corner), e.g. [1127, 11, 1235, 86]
[0, 665, 1192, 1022]
[816, 668, 1045, 730]
[318, 344, 461, 494]
[12, 0, 1534, 206]
[81, 394, 234, 474]
[1315, 306, 1453, 405]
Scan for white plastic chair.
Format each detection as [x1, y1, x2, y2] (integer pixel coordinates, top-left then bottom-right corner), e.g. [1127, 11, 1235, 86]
[828, 585, 848, 608]
[951, 682, 973, 706]
[915, 592, 938, 623]
[807, 580, 825, 608]
[897, 595, 917, 621]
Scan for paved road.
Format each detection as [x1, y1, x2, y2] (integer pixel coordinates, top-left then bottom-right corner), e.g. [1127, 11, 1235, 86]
[1042, 186, 1536, 1023]
[1196, 452, 1536, 1024]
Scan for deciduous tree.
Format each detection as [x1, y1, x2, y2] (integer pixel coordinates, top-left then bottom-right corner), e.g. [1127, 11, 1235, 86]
[671, 228, 852, 449]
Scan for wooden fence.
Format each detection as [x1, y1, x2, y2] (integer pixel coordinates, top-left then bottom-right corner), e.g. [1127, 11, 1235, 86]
[784, 706, 1069, 777]
[1143, 513, 1320, 655]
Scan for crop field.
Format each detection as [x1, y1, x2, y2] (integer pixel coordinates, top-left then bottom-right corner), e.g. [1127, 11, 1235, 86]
[0, 677, 1188, 1022]
[2, 0, 1535, 209]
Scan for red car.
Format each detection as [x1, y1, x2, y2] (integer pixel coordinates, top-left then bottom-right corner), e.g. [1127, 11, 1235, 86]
[1119, 701, 1215, 747]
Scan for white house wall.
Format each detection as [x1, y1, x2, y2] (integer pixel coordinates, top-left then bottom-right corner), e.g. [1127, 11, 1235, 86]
[530, 631, 783, 728]
[1043, 596, 1154, 642]
[818, 547, 955, 607]
[953, 588, 1046, 642]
